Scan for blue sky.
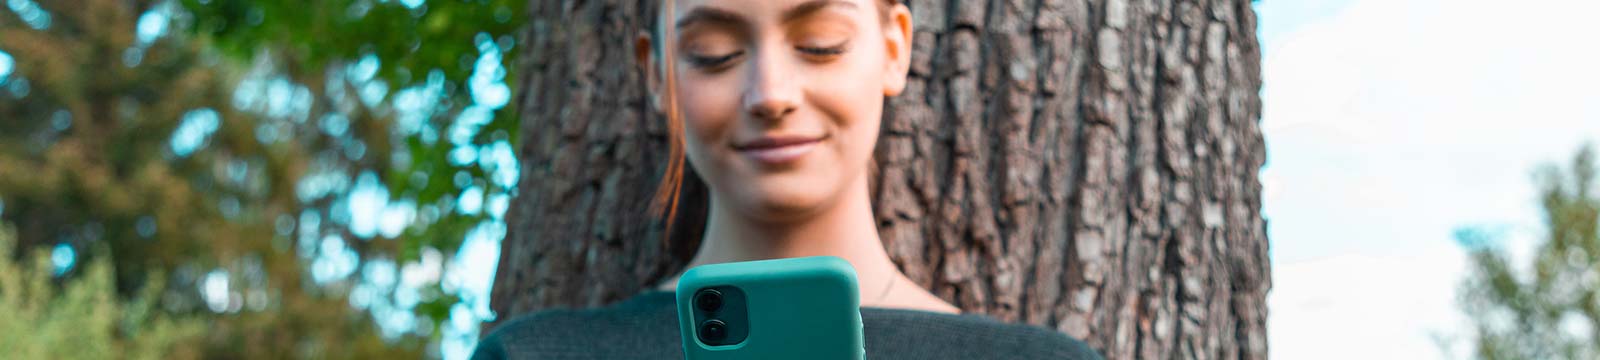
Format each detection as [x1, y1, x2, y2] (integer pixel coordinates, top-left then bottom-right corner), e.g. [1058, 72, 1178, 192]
[1256, 0, 1600, 358]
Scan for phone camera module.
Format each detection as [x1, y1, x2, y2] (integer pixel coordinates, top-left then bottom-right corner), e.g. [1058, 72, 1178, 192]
[687, 286, 744, 345]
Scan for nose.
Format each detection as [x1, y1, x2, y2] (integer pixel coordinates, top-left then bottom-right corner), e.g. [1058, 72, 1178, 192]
[742, 50, 799, 122]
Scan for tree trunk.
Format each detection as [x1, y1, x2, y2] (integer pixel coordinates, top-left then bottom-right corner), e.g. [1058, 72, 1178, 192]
[492, 0, 1269, 358]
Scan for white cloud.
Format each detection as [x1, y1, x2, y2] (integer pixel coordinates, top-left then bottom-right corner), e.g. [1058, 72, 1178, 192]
[1269, 248, 1466, 359]
[1261, 0, 1600, 358]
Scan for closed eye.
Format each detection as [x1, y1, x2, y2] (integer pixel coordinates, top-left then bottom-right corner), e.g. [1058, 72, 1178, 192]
[687, 51, 744, 68]
[798, 44, 847, 57]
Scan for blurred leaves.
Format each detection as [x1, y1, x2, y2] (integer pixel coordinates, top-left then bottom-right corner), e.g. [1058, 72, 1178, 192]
[1454, 143, 1600, 360]
[180, 0, 522, 92]
[1, 0, 523, 357]
[0, 223, 206, 360]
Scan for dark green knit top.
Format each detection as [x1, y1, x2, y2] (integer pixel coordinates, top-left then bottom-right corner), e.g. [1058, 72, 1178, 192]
[472, 290, 1103, 359]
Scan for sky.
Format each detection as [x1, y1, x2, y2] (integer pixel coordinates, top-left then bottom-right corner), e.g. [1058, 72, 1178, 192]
[1255, 0, 1600, 358]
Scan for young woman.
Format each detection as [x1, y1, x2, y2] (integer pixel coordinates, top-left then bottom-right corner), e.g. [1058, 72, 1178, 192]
[474, 0, 1101, 358]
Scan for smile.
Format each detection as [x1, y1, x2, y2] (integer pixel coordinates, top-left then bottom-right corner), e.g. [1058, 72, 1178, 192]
[733, 135, 827, 166]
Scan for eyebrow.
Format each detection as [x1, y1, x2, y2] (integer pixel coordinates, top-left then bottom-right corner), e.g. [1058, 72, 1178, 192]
[674, 0, 859, 30]
[675, 6, 744, 30]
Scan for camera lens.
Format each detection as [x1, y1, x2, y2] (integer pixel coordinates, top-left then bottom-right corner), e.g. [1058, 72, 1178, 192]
[695, 289, 722, 312]
[700, 319, 728, 342]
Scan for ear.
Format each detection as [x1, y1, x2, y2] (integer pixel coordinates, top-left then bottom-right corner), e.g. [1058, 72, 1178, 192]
[637, 31, 664, 112]
[881, 3, 913, 97]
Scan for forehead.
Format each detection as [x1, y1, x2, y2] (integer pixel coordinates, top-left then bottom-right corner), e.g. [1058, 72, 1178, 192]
[666, 0, 872, 24]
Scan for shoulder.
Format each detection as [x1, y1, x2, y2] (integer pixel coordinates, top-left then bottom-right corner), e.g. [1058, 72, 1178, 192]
[471, 308, 594, 360]
[471, 293, 680, 360]
[863, 309, 1103, 360]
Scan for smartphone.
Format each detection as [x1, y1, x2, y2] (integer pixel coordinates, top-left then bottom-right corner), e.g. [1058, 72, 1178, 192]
[675, 256, 865, 360]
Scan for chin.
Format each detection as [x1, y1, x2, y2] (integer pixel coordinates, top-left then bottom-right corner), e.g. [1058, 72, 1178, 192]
[733, 176, 837, 221]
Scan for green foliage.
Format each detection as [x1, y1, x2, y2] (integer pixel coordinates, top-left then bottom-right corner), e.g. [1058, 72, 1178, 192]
[0, 223, 207, 360]
[0, 0, 523, 356]
[170, 0, 527, 260]
[180, 0, 523, 92]
[1455, 144, 1600, 359]
[169, 2, 529, 348]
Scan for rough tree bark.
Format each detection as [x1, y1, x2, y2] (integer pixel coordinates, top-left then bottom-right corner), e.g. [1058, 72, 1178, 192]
[492, 0, 1269, 358]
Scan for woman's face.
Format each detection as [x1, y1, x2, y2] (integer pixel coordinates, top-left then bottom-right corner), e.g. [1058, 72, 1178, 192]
[644, 0, 911, 221]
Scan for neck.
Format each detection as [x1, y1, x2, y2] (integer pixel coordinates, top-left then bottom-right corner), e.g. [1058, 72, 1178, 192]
[676, 174, 900, 303]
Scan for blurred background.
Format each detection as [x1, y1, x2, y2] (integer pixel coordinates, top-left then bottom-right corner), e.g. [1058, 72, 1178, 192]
[1258, 0, 1600, 358]
[2, 0, 519, 358]
[1, 0, 1597, 359]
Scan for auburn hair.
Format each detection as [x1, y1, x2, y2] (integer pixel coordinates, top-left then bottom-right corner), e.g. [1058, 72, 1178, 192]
[649, 0, 899, 244]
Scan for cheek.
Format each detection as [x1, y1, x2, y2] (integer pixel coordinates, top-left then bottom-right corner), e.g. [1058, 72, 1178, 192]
[674, 71, 742, 161]
[806, 55, 886, 166]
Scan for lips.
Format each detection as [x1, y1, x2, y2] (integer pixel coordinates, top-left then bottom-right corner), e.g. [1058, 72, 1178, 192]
[733, 134, 826, 165]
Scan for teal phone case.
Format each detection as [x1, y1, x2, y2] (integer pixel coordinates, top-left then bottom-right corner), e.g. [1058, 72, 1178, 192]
[676, 256, 865, 360]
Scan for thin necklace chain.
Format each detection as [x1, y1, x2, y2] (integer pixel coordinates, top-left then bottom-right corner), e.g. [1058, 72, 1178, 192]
[871, 275, 896, 305]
